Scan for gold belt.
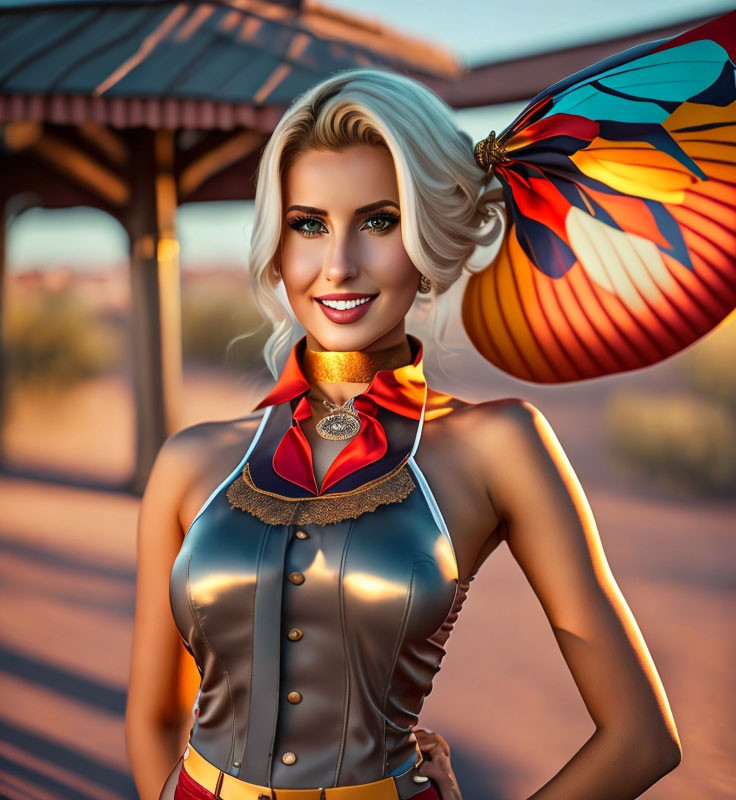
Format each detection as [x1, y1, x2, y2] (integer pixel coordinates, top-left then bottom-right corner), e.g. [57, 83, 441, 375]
[182, 742, 428, 800]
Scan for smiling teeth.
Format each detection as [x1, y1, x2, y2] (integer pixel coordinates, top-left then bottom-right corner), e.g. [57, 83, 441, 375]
[320, 297, 373, 310]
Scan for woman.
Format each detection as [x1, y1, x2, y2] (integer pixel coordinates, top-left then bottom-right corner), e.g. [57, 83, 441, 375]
[125, 12, 735, 800]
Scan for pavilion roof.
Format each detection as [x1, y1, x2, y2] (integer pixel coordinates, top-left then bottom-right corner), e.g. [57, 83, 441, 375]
[0, 0, 461, 130]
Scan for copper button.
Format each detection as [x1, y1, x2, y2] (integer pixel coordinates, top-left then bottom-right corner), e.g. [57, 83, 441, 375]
[287, 628, 303, 641]
[282, 752, 297, 765]
[295, 530, 309, 539]
[288, 571, 305, 585]
[287, 691, 302, 704]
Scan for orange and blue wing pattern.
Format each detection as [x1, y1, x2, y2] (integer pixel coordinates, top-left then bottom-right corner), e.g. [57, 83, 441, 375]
[462, 11, 736, 382]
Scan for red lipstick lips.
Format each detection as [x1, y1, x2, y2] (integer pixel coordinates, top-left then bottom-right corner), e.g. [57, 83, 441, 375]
[314, 292, 379, 324]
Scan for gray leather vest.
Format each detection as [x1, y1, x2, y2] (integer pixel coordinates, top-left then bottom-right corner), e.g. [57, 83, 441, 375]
[169, 390, 473, 791]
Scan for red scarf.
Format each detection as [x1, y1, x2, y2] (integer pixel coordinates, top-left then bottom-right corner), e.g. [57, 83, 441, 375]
[252, 335, 454, 496]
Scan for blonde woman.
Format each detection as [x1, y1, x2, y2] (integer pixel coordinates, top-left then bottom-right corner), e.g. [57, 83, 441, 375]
[125, 12, 735, 800]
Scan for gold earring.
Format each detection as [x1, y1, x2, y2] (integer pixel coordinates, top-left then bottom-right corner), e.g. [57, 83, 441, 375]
[418, 275, 431, 294]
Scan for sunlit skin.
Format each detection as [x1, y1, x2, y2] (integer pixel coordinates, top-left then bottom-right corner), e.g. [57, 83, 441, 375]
[274, 144, 431, 495]
[275, 144, 422, 408]
[125, 142, 681, 800]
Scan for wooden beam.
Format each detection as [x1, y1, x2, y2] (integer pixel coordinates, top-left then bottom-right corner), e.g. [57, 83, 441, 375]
[76, 121, 130, 167]
[125, 128, 183, 494]
[0, 148, 125, 219]
[178, 129, 267, 199]
[3, 121, 130, 207]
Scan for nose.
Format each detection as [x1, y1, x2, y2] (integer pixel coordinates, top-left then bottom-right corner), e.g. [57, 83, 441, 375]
[322, 227, 359, 284]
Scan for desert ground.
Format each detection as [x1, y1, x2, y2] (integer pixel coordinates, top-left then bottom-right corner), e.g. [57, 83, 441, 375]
[0, 350, 733, 800]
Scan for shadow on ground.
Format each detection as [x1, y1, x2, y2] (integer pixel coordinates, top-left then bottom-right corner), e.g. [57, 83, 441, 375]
[0, 718, 137, 799]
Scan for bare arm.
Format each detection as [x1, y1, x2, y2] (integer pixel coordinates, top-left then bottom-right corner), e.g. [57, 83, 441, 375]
[124, 429, 199, 800]
[481, 399, 681, 800]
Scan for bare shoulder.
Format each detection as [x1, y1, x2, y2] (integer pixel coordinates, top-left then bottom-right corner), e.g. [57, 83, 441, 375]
[442, 396, 566, 518]
[152, 412, 261, 479]
[146, 410, 268, 532]
[440, 395, 547, 448]
[164, 411, 265, 462]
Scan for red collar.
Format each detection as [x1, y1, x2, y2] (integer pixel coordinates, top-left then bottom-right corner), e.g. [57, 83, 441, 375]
[250, 335, 442, 495]
[253, 334, 429, 420]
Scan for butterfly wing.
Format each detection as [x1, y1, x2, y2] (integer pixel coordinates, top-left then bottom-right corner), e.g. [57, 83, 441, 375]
[461, 11, 736, 382]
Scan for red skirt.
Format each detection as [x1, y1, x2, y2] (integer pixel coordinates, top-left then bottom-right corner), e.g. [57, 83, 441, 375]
[174, 762, 442, 800]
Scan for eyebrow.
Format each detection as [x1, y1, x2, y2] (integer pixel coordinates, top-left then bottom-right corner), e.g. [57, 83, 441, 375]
[285, 200, 400, 216]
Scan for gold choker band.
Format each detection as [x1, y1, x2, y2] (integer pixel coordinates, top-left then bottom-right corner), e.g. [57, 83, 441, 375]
[302, 338, 413, 383]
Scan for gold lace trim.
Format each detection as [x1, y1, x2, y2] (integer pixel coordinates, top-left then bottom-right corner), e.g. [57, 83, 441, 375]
[225, 459, 417, 526]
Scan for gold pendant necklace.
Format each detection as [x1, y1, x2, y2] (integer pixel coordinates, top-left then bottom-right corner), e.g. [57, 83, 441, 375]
[302, 337, 413, 441]
[315, 396, 362, 441]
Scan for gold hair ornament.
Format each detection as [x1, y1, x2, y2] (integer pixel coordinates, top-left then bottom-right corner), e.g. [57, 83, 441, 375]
[473, 130, 509, 173]
[418, 275, 431, 294]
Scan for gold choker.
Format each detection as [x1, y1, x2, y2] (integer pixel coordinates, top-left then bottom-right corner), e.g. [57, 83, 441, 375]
[301, 338, 413, 384]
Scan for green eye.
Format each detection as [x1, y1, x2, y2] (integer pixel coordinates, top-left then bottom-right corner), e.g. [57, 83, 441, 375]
[287, 216, 326, 237]
[286, 211, 400, 237]
[362, 212, 400, 233]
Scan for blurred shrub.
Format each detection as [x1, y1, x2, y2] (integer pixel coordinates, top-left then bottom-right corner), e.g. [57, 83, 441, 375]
[181, 291, 269, 370]
[679, 315, 736, 410]
[606, 391, 736, 497]
[604, 316, 736, 497]
[3, 289, 124, 390]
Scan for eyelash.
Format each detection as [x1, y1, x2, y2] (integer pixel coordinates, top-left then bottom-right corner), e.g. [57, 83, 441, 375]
[286, 212, 400, 238]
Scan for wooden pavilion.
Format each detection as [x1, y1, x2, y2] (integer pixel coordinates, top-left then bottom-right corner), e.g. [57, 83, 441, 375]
[0, 0, 717, 492]
[0, 0, 461, 492]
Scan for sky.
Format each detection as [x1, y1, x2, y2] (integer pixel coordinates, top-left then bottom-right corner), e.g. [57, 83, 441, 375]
[6, 0, 734, 271]
[324, 0, 734, 66]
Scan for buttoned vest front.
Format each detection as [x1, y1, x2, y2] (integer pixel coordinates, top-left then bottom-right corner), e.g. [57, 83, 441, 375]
[169, 337, 473, 792]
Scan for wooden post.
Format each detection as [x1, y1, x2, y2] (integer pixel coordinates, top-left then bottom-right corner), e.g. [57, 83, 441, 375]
[0, 197, 6, 455]
[125, 128, 183, 494]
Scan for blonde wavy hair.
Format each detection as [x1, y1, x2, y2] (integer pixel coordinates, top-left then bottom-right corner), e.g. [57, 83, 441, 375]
[238, 66, 505, 379]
